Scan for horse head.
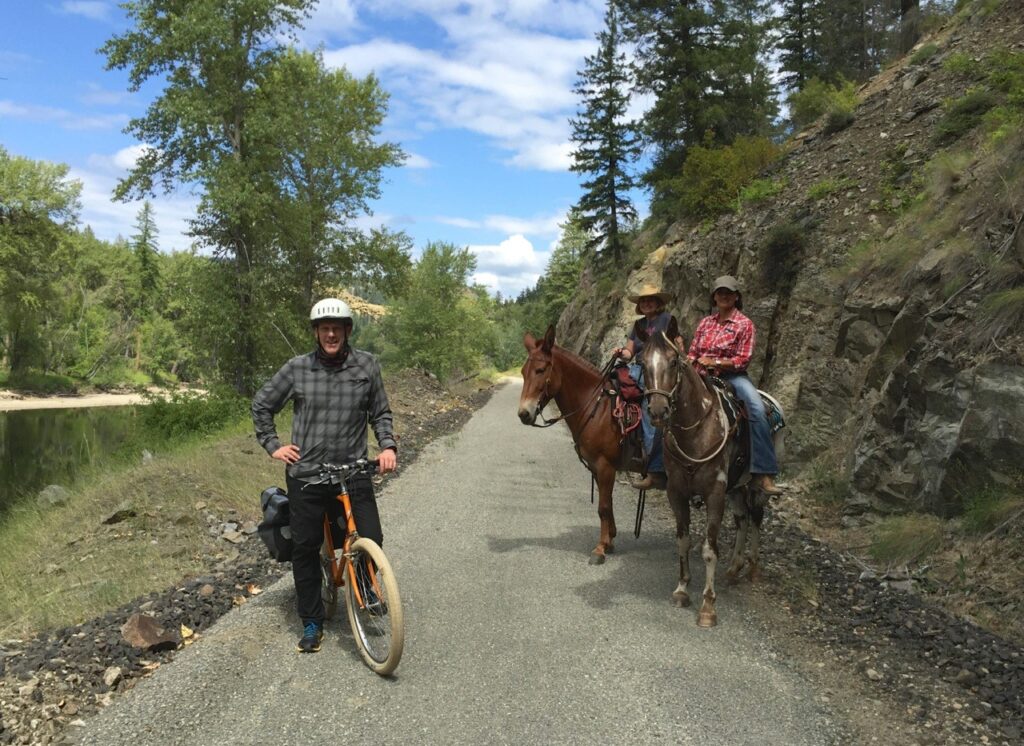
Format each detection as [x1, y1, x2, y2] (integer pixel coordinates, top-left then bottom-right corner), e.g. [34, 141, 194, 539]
[637, 319, 684, 428]
[518, 324, 559, 425]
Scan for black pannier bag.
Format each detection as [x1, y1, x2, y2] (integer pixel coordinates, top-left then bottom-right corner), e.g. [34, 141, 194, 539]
[258, 486, 293, 562]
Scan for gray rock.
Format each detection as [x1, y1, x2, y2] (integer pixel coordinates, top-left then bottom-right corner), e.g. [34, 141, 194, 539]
[36, 485, 71, 508]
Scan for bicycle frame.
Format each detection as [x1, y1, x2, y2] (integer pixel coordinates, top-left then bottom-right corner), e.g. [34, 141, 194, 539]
[321, 487, 379, 610]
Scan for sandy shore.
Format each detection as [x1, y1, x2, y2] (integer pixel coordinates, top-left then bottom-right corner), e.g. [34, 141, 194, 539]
[0, 390, 149, 412]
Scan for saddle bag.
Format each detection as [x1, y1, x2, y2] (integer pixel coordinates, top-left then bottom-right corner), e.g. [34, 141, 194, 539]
[257, 486, 293, 562]
[614, 366, 643, 403]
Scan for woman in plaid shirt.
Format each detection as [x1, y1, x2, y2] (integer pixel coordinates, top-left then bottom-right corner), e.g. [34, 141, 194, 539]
[687, 276, 782, 496]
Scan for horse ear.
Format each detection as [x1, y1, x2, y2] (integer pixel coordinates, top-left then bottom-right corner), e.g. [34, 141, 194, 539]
[523, 331, 537, 349]
[542, 324, 556, 352]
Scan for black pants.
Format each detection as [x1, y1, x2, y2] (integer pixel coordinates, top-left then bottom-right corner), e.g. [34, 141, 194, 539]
[286, 474, 382, 625]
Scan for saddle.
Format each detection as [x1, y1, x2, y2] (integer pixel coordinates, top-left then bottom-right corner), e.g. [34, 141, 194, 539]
[605, 365, 647, 472]
[705, 376, 786, 490]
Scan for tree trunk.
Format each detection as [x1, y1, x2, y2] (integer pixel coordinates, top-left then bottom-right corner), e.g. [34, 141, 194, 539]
[900, 0, 921, 55]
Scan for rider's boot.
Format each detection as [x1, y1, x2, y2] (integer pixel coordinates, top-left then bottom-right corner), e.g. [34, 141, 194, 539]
[754, 474, 783, 496]
[634, 472, 667, 491]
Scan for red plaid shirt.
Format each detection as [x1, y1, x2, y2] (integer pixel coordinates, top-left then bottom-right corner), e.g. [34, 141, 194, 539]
[687, 310, 755, 372]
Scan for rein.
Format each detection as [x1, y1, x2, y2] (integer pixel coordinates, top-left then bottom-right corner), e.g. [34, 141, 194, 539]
[530, 354, 616, 429]
[666, 395, 732, 465]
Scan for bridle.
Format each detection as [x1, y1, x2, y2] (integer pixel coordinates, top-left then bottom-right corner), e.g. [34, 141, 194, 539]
[641, 335, 712, 431]
[525, 351, 610, 429]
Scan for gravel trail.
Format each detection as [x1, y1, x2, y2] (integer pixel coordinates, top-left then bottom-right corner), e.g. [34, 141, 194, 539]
[76, 382, 849, 745]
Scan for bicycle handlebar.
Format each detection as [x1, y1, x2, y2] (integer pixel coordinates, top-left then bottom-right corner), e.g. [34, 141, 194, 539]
[293, 458, 380, 484]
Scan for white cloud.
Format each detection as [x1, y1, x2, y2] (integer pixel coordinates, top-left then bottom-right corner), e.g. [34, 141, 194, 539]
[467, 233, 550, 296]
[434, 210, 566, 237]
[300, 0, 360, 43]
[322, 2, 605, 172]
[404, 152, 433, 169]
[0, 99, 127, 130]
[59, 1, 112, 21]
[78, 83, 132, 107]
[69, 150, 198, 252]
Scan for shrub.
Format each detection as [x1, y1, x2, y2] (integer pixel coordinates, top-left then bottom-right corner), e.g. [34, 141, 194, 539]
[676, 135, 780, 219]
[933, 88, 999, 144]
[961, 486, 1024, 534]
[139, 388, 248, 441]
[869, 514, 945, 563]
[739, 177, 786, 206]
[910, 43, 939, 66]
[980, 286, 1024, 334]
[789, 77, 859, 130]
[762, 222, 807, 287]
[943, 52, 982, 77]
[823, 109, 855, 134]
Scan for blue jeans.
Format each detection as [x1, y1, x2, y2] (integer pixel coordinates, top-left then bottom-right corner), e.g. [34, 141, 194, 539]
[629, 363, 664, 473]
[722, 373, 779, 475]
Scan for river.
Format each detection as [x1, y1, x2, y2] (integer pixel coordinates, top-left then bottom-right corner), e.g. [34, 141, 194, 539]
[0, 405, 140, 511]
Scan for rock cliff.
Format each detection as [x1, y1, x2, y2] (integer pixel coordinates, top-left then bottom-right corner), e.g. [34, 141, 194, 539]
[557, 2, 1024, 517]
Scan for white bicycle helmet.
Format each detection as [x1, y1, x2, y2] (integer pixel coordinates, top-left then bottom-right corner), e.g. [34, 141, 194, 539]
[310, 297, 353, 325]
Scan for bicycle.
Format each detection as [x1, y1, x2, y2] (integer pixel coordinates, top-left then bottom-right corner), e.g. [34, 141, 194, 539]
[304, 458, 404, 676]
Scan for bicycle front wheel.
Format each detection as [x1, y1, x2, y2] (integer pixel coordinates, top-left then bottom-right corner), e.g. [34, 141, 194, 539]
[344, 537, 404, 676]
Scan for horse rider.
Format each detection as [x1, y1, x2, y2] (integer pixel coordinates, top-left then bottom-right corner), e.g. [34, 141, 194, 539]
[252, 297, 398, 653]
[687, 275, 783, 496]
[612, 284, 685, 491]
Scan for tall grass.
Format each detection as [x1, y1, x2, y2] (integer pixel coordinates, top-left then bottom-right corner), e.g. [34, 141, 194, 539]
[869, 514, 945, 563]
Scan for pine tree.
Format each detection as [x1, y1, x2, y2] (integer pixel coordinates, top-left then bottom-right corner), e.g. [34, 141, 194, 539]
[131, 200, 160, 310]
[778, 0, 824, 91]
[621, 0, 717, 213]
[569, 1, 640, 265]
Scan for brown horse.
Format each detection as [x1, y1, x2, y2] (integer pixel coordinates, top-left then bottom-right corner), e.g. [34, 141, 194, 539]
[517, 325, 634, 565]
[638, 327, 783, 627]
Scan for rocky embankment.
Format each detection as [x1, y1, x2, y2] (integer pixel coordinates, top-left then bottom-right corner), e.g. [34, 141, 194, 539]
[0, 375, 493, 745]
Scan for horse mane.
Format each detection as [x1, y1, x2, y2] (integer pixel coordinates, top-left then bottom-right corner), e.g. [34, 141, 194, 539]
[552, 344, 602, 378]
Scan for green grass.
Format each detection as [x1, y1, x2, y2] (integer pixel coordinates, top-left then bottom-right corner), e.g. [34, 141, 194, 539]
[869, 514, 945, 563]
[0, 370, 79, 395]
[962, 486, 1024, 534]
[910, 43, 940, 66]
[934, 89, 1000, 144]
[738, 177, 786, 207]
[808, 177, 857, 201]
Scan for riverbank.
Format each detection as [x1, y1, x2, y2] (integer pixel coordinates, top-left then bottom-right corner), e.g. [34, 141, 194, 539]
[0, 390, 150, 412]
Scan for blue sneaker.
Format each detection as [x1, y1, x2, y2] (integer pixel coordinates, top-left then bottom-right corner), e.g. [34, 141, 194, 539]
[297, 621, 323, 653]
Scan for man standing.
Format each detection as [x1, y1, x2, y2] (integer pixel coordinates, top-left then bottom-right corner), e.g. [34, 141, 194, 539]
[252, 298, 398, 653]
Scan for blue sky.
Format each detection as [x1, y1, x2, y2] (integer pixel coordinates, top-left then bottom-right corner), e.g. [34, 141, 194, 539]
[0, 0, 648, 297]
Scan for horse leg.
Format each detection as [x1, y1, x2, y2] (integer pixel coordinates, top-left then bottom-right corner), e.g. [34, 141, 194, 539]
[697, 486, 727, 628]
[589, 462, 616, 565]
[666, 473, 691, 607]
[726, 489, 750, 583]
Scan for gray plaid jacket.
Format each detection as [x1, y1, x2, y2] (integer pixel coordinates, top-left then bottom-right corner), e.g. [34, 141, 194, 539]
[252, 349, 396, 480]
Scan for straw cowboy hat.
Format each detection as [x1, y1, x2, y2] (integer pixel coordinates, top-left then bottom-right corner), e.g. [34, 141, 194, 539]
[627, 284, 673, 313]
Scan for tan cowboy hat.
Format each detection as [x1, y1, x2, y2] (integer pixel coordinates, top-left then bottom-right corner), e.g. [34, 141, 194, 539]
[627, 284, 673, 305]
[711, 275, 740, 294]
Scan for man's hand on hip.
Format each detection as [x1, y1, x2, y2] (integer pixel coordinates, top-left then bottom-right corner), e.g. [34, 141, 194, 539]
[272, 444, 300, 464]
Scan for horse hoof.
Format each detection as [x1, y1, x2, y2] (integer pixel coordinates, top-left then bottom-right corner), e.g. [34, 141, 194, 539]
[725, 569, 740, 586]
[672, 592, 690, 608]
[697, 611, 718, 628]
[588, 553, 606, 566]
[748, 565, 762, 583]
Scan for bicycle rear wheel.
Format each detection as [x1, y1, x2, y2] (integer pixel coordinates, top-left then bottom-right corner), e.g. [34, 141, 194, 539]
[344, 537, 404, 676]
[320, 543, 339, 620]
